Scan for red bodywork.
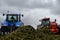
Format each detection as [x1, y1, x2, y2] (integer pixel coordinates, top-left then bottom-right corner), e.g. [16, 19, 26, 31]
[41, 17, 59, 33]
[50, 22, 59, 33]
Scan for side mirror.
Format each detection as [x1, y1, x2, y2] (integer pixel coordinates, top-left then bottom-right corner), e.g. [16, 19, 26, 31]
[55, 19, 56, 22]
[22, 14, 24, 17]
[3, 14, 5, 16]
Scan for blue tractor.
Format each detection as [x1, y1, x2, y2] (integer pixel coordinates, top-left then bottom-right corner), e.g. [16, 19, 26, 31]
[1, 14, 24, 34]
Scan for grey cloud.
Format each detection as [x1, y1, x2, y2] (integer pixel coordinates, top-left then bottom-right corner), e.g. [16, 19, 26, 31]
[51, 0, 60, 15]
[0, 6, 21, 14]
[5, 0, 27, 7]
[4, 0, 60, 15]
[4, 0, 54, 8]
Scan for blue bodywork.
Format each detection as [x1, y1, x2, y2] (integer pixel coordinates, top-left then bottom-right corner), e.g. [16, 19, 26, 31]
[2, 21, 23, 27]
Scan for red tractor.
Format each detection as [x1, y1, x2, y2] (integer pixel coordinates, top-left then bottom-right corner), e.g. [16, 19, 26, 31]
[50, 22, 59, 33]
[38, 17, 60, 33]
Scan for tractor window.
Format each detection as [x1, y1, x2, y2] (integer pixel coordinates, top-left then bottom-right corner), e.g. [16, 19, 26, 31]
[46, 21, 49, 24]
[13, 16, 17, 20]
[7, 15, 18, 22]
[42, 20, 49, 25]
[8, 16, 12, 21]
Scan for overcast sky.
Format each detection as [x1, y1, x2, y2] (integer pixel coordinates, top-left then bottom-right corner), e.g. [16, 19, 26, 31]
[0, 0, 60, 29]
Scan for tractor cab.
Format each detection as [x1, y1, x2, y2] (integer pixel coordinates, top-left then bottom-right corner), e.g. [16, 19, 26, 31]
[37, 18, 50, 29]
[41, 18, 50, 26]
[2, 14, 24, 27]
[1, 14, 24, 35]
[6, 14, 21, 22]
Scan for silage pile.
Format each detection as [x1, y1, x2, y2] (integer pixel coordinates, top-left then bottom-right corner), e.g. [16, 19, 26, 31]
[0, 26, 60, 40]
[0, 25, 37, 40]
[37, 27, 60, 40]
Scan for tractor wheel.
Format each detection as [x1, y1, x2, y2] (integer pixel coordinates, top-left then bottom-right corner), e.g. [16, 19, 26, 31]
[1, 26, 10, 35]
[1, 26, 6, 35]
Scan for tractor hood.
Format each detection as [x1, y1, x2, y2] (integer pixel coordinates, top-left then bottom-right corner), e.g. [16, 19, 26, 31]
[2, 21, 23, 27]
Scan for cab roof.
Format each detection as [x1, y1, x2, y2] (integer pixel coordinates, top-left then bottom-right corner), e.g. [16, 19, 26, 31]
[42, 18, 50, 20]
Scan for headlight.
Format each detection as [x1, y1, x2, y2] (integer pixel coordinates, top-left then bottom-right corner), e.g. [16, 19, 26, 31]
[15, 22, 23, 27]
[1, 21, 9, 26]
[16, 24, 20, 26]
[2, 23, 8, 26]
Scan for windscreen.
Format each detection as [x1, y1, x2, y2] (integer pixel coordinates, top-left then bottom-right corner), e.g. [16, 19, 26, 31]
[7, 15, 18, 22]
[42, 20, 50, 26]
